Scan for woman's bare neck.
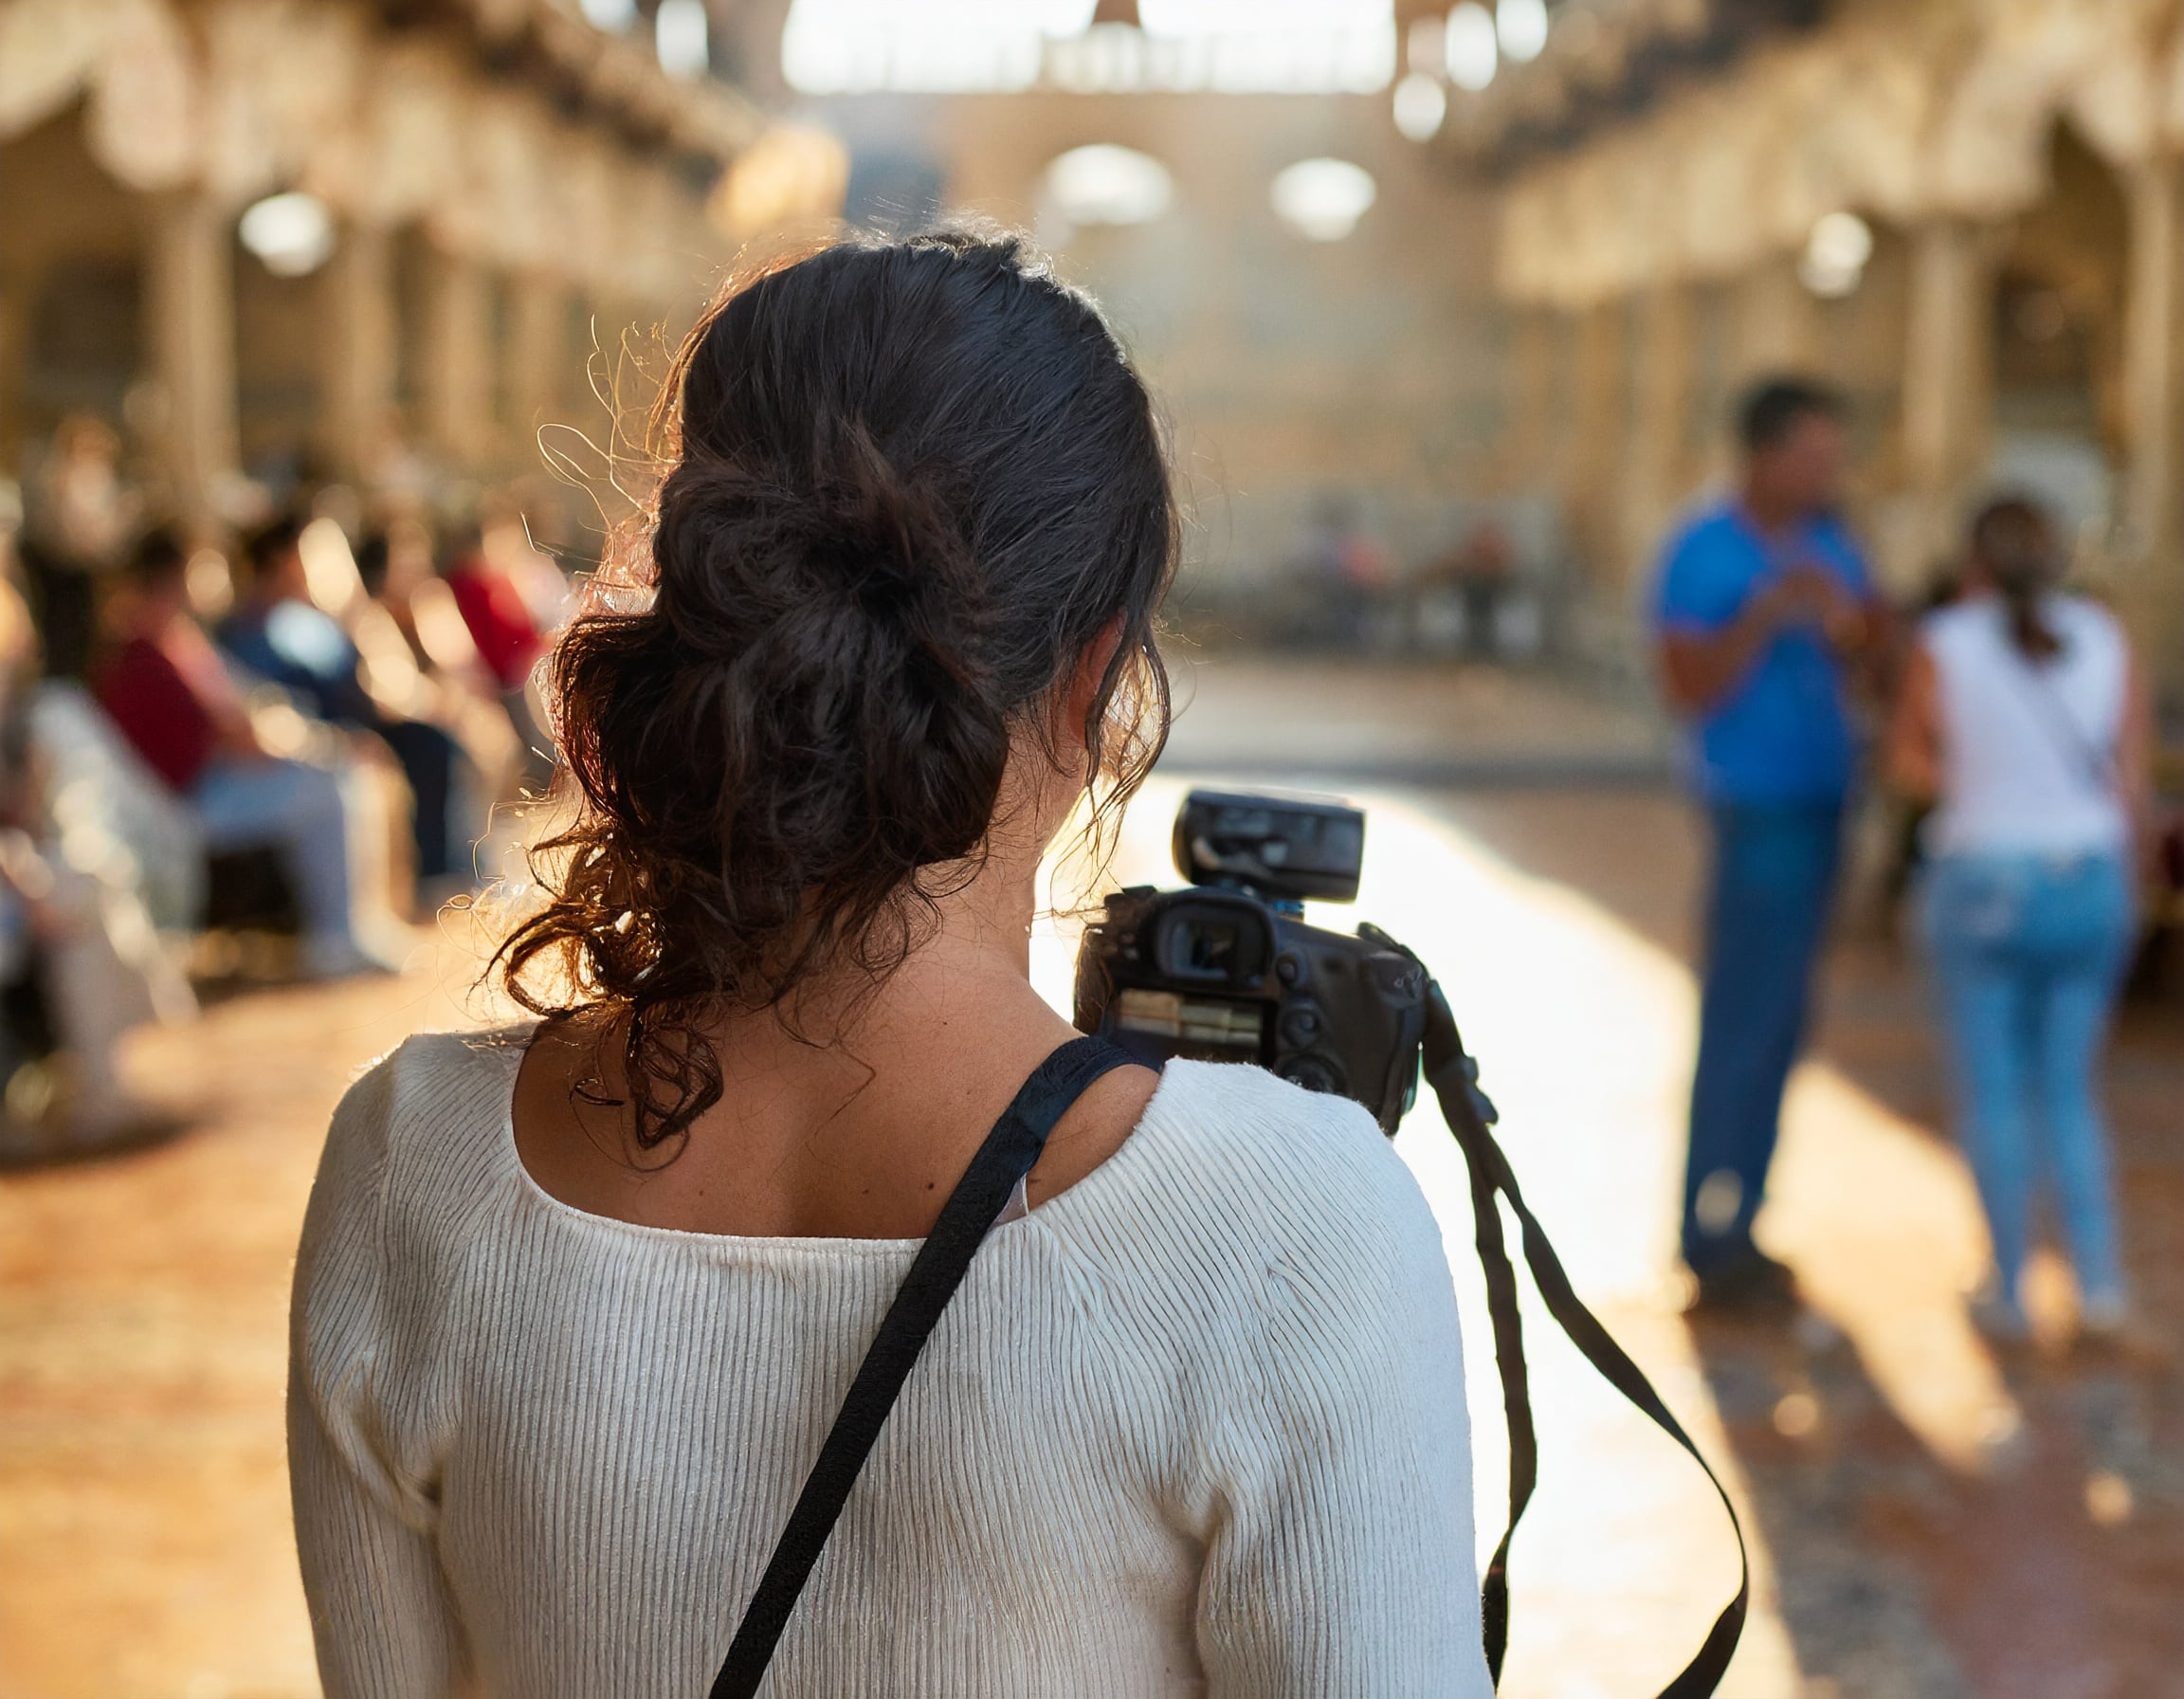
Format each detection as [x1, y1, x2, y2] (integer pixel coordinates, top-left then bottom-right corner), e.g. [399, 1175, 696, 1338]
[510, 921, 1157, 1240]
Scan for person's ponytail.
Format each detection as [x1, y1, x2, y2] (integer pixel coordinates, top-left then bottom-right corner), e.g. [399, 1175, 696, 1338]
[1968, 497, 2062, 663]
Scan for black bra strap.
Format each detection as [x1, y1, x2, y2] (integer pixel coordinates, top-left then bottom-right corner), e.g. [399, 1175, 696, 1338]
[710, 1035, 1138, 1699]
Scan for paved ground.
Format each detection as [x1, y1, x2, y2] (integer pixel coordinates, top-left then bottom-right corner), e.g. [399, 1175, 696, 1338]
[1159, 650, 1675, 784]
[2, 661, 2178, 1698]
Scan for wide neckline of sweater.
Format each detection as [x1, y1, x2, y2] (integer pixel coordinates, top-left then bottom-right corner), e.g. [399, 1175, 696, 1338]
[475, 1030, 1204, 1257]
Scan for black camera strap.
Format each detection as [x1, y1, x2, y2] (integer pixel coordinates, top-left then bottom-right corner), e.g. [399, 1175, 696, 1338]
[1421, 985, 1749, 1697]
[709, 1035, 1137, 1699]
[706, 977, 1744, 1694]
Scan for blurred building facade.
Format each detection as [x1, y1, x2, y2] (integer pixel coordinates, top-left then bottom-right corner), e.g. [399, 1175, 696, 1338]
[1447, 0, 2184, 687]
[765, 0, 1519, 635]
[937, 91, 1509, 608]
[0, 0, 842, 525]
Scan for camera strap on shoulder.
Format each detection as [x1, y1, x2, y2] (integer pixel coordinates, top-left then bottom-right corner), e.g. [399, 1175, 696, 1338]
[1421, 984, 1750, 1697]
[708, 1034, 1136, 1699]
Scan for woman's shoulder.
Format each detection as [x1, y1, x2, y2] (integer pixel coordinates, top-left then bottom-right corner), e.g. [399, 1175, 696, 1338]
[307, 1025, 532, 1243]
[1920, 596, 1994, 649]
[291, 1030, 535, 1521]
[1141, 1055, 1404, 1166]
[337, 1020, 526, 1132]
[2053, 593, 2127, 652]
[1074, 1059, 1446, 1278]
[1052, 1061, 1467, 1455]
[1924, 592, 2122, 650]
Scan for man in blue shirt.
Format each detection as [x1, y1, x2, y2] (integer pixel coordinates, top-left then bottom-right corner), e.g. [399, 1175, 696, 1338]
[1652, 378, 1888, 1310]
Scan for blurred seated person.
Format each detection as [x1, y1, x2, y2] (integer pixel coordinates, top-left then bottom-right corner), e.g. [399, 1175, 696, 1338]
[94, 529, 401, 980]
[443, 516, 564, 787]
[222, 517, 466, 886]
[1423, 520, 1517, 661]
[443, 518, 545, 694]
[20, 412, 136, 681]
[354, 523, 429, 656]
[1293, 497, 1391, 650]
[355, 524, 524, 812]
[0, 569, 186, 1159]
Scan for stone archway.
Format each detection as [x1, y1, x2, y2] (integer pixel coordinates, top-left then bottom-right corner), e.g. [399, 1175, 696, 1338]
[0, 105, 146, 476]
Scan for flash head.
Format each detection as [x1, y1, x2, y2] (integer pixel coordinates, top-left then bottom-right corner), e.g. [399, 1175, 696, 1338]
[1172, 790, 1365, 905]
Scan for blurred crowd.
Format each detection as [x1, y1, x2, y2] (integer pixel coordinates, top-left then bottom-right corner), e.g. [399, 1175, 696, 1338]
[1193, 499, 1558, 664]
[0, 411, 573, 1161]
[1292, 504, 1548, 663]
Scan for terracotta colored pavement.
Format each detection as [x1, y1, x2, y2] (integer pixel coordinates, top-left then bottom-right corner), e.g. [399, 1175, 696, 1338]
[3, 676, 2180, 1697]
[0, 937, 507, 1699]
[1403, 788, 2184, 1699]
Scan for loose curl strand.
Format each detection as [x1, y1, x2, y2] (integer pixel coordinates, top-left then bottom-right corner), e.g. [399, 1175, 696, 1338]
[494, 230, 1177, 1151]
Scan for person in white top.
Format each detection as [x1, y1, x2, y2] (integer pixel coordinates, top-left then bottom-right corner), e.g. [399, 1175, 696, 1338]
[1885, 496, 2155, 1347]
[287, 231, 1491, 1697]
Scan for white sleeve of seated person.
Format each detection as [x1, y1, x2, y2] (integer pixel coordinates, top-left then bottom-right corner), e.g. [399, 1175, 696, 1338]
[1191, 1099, 1492, 1698]
[287, 1064, 469, 1697]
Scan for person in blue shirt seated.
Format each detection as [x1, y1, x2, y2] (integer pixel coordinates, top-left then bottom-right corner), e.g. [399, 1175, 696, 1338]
[222, 517, 464, 887]
[1651, 377, 1890, 1311]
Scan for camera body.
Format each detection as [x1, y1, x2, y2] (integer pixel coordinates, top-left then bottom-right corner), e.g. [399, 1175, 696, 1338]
[1073, 790, 1429, 1133]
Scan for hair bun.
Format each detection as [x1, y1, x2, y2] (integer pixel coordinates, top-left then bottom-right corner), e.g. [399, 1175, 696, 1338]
[499, 230, 1176, 1150]
[562, 437, 1013, 967]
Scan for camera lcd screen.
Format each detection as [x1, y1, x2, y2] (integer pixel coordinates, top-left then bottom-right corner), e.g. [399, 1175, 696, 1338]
[1111, 988, 1267, 1063]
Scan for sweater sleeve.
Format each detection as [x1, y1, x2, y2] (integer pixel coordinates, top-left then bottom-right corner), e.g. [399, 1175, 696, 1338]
[287, 1048, 469, 1696]
[1192, 1100, 1493, 1699]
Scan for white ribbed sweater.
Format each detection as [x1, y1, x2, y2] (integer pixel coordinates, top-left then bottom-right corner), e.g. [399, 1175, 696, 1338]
[288, 1029, 1490, 1697]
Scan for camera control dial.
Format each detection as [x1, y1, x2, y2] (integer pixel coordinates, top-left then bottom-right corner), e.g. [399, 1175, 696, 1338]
[1278, 1003, 1324, 1049]
[1276, 1054, 1345, 1095]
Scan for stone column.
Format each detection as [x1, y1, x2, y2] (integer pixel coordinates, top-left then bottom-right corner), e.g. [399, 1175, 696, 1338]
[504, 272, 569, 453]
[419, 247, 494, 468]
[1731, 255, 1821, 381]
[143, 190, 240, 520]
[318, 221, 398, 484]
[1900, 220, 1995, 568]
[1500, 306, 1560, 495]
[559, 292, 603, 428]
[1563, 299, 1629, 583]
[2122, 156, 2184, 691]
[2123, 158, 2184, 557]
[1623, 280, 1693, 575]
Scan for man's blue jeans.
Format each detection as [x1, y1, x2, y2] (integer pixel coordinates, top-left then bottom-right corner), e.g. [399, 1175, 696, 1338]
[1919, 850, 2134, 1313]
[1682, 801, 1844, 1275]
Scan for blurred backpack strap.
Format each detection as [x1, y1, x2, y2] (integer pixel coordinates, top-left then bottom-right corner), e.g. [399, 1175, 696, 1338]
[709, 1034, 1137, 1699]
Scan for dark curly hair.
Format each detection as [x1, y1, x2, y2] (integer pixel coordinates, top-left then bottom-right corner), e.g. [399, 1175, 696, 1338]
[496, 231, 1177, 1149]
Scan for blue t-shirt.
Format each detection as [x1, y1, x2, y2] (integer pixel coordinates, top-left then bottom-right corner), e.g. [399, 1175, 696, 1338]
[1650, 502, 1871, 804]
[220, 599, 374, 727]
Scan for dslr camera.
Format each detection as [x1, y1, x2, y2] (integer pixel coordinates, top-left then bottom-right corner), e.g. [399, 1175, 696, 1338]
[1073, 790, 1430, 1133]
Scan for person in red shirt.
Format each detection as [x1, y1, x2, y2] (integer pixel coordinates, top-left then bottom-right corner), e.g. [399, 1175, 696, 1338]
[95, 531, 397, 979]
[441, 518, 561, 789]
[442, 525, 546, 693]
